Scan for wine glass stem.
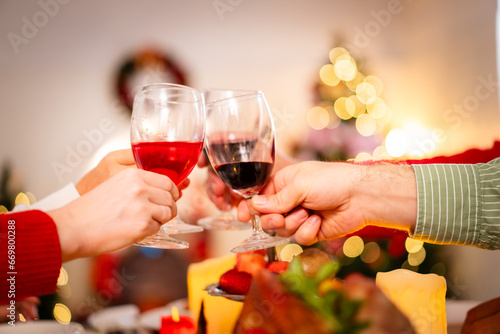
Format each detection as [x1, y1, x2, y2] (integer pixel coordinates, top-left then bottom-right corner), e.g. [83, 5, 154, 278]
[247, 198, 263, 233]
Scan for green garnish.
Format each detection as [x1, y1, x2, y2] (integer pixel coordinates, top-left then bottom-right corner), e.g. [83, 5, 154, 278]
[281, 258, 369, 334]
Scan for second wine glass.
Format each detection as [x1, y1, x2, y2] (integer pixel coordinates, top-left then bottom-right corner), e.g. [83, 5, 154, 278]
[204, 92, 290, 252]
[197, 89, 257, 231]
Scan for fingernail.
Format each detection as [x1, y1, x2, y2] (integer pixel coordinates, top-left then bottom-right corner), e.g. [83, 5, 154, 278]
[253, 195, 267, 206]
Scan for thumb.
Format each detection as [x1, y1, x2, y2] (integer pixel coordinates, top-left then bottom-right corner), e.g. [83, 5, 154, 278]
[251, 186, 302, 214]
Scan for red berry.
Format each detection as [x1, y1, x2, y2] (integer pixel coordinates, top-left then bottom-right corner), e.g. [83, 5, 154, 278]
[219, 269, 252, 295]
[266, 261, 289, 274]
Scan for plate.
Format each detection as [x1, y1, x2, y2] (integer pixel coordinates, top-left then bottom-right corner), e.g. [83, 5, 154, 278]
[204, 283, 245, 302]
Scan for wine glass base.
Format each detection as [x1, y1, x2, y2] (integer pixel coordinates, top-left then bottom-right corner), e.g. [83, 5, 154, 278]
[231, 232, 291, 253]
[197, 215, 250, 231]
[164, 217, 204, 235]
[134, 234, 189, 249]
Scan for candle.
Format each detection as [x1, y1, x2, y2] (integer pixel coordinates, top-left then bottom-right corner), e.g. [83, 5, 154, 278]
[160, 307, 196, 334]
[187, 254, 243, 333]
[376, 269, 447, 334]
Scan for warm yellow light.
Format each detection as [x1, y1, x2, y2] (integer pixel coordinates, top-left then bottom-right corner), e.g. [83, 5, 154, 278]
[320, 64, 341, 86]
[325, 105, 341, 129]
[57, 267, 69, 286]
[172, 306, 180, 322]
[364, 75, 384, 96]
[355, 152, 373, 162]
[356, 82, 377, 104]
[343, 236, 364, 258]
[385, 129, 407, 157]
[408, 247, 426, 266]
[372, 146, 391, 161]
[356, 114, 377, 137]
[0, 206, 7, 215]
[400, 120, 435, 157]
[347, 95, 365, 117]
[53, 303, 71, 325]
[346, 72, 365, 92]
[19, 313, 26, 322]
[15, 193, 30, 206]
[329, 47, 350, 64]
[361, 242, 381, 264]
[405, 238, 424, 254]
[334, 55, 357, 81]
[307, 106, 330, 130]
[366, 97, 387, 119]
[334, 97, 352, 120]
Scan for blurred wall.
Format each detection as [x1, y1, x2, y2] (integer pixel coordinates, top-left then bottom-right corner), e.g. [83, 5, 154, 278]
[1, 0, 499, 302]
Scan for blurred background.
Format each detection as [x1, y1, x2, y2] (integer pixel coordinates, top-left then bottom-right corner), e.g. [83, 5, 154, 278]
[1, 0, 500, 325]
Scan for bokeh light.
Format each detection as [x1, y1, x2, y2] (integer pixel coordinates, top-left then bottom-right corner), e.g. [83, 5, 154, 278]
[279, 243, 304, 262]
[346, 72, 365, 92]
[0, 206, 7, 215]
[364, 75, 384, 96]
[53, 303, 72, 325]
[320, 64, 341, 86]
[361, 242, 381, 264]
[366, 97, 387, 119]
[355, 152, 373, 162]
[15, 193, 30, 206]
[329, 47, 350, 64]
[408, 247, 426, 266]
[356, 114, 377, 136]
[405, 238, 424, 254]
[343, 236, 364, 258]
[334, 55, 358, 81]
[347, 95, 365, 118]
[324, 105, 341, 129]
[355, 82, 377, 104]
[385, 129, 407, 157]
[57, 267, 69, 286]
[334, 97, 353, 120]
[307, 106, 330, 130]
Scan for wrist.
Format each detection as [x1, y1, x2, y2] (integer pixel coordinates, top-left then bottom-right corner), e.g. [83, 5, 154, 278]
[353, 163, 417, 232]
[47, 205, 83, 262]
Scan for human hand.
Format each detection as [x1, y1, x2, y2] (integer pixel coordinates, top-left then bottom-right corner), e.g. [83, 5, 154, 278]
[76, 149, 136, 195]
[0, 297, 40, 322]
[49, 168, 180, 262]
[462, 297, 500, 333]
[238, 161, 417, 245]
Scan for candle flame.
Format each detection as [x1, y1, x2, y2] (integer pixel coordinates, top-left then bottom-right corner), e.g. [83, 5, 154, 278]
[171, 306, 180, 322]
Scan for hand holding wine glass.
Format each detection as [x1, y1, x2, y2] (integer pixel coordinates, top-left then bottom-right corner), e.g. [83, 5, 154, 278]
[204, 91, 290, 252]
[130, 83, 205, 249]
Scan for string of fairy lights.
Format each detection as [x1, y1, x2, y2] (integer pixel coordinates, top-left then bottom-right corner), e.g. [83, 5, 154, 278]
[306, 46, 428, 162]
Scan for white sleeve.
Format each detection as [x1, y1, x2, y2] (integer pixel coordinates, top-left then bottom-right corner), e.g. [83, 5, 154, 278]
[12, 183, 80, 212]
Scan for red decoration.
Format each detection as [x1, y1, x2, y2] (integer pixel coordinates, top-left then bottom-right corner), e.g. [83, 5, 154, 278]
[160, 315, 196, 334]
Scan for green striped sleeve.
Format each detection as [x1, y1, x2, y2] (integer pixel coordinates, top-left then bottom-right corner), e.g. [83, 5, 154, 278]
[411, 157, 500, 249]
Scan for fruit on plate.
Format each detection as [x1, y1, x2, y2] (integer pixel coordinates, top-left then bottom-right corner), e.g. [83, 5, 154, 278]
[236, 250, 267, 276]
[266, 261, 289, 274]
[219, 268, 253, 295]
[233, 249, 414, 334]
[293, 247, 333, 278]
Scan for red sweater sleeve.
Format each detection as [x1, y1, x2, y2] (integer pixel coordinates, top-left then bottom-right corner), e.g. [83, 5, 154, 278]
[0, 210, 62, 304]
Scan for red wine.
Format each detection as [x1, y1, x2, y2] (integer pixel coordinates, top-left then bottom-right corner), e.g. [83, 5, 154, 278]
[215, 161, 273, 196]
[132, 141, 203, 185]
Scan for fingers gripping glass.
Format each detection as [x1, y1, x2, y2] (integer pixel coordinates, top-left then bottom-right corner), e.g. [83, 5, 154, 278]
[130, 83, 205, 249]
[204, 92, 290, 252]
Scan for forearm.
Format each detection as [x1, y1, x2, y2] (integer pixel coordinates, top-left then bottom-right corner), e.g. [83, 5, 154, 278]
[354, 163, 418, 232]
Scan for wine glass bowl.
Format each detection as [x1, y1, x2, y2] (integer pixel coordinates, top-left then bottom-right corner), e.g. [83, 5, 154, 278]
[197, 89, 258, 231]
[204, 92, 290, 252]
[130, 83, 205, 249]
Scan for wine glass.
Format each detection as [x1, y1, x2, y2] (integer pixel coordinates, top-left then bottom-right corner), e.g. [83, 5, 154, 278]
[197, 89, 256, 231]
[204, 92, 290, 252]
[131, 83, 205, 249]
